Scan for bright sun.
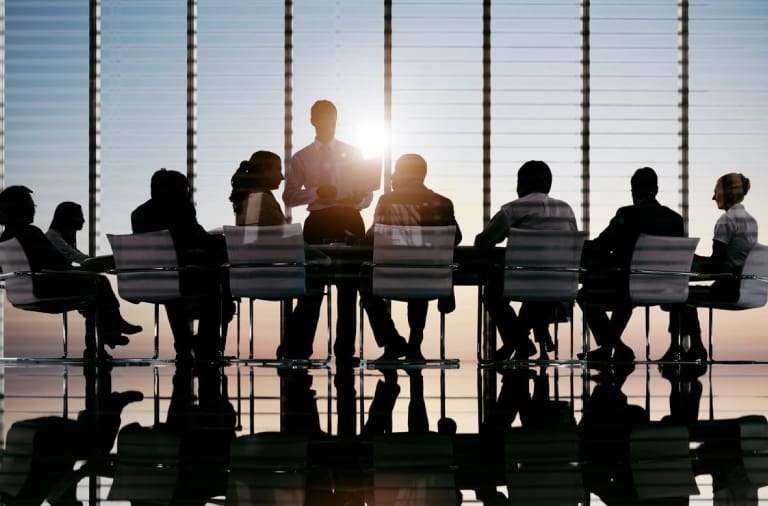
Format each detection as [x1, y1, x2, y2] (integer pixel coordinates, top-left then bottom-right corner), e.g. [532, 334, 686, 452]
[352, 121, 389, 159]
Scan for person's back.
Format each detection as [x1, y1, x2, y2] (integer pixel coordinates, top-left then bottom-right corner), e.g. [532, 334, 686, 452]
[362, 154, 462, 361]
[474, 160, 577, 361]
[578, 167, 683, 362]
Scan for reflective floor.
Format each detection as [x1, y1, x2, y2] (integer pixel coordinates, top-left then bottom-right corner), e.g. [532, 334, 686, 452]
[1, 358, 767, 505]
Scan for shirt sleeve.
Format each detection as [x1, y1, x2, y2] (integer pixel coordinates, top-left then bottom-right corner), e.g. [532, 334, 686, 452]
[283, 151, 318, 208]
[45, 229, 89, 264]
[474, 209, 510, 248]
[712, 214, 733, 245]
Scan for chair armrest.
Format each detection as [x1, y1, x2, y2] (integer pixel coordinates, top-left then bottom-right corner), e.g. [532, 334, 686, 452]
[630, 269, 696, 277]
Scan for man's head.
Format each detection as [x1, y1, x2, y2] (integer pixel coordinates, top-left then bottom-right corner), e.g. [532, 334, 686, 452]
[516, 160, 552, 197]
[310, 99, 337, 144]
[0, 185, 35, 227]
[630, 167, 658, 203]
[392, 154, 428, 190]
[150, 169, 191, 202]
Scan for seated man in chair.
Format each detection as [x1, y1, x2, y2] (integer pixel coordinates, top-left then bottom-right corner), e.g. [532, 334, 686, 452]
[475, 160, 578, 361]
[361, 154, 462, 361]
[131, 169, 233, 361]
[577, 167, 684, 362]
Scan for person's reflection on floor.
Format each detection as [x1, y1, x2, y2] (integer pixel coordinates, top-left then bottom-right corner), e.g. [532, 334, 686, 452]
[578, 362, 647, 505]
[334, 366, 357, 438]
[662, 362, 763, 504]
[280, 368, 324, 436]
[165, 364, 236, 506]
[361, 369, 401, 438]
[0, 363, 142, 506]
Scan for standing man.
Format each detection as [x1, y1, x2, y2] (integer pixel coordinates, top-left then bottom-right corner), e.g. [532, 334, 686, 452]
[577, 167, 685, 362]
[281, 99, 373, 365]
[474, 160, 578, 361]
[361, 154, 462, 361]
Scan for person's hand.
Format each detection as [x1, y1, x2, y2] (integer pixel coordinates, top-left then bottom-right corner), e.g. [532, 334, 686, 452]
[317, 184, 337, 200]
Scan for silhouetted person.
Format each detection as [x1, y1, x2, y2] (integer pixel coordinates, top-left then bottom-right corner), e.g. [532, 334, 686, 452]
[578, 167, 684, 362]
[361, 154, 462, 361]
[578, 362, 648, 505]
[0, 364, 142, 506]
[46, 201, 142, 334]
[0, 186, 131, 360]
[663, 172, 758, 362]
[475, 160, 578, 361]
[230, 150, 286, 226]
[164, 364, 236, 506]
[131, 169, 233, 361]
[281, 99, 373, 365]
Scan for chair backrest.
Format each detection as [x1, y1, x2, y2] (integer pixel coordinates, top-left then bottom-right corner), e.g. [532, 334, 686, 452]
[734, 243, 768, 308]
[373, 433, 458, 506]
[107, 230, 182, 302]
[226, 432, 308, 506]
[503, 228, 586, 301]
[108, 422, 180, 503]
[629, 424, 699, 500]
[629, 234, 699, 305]
[223, 224, 306, 299]
[372, 224, 456, 300]
[0, 238, 36, 305]
[504, 427, 585, 504]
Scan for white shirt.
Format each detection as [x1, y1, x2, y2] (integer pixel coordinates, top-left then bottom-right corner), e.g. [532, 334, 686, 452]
[714, 203, 758, 270]
[283, 138, 373, 212]
[475, 192, 577, 247]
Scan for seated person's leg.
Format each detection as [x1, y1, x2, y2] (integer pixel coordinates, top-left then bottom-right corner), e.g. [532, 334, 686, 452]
[165, 301, 194, 360]
[576, 289, 616, 360]
[608, 303, 635, 360]
[360, 293, 407, 359]
[482, 284, 528, 360]
[334, 285, 358, 360]
[281, 294, 323, 359]
[407, 299, 429, 360]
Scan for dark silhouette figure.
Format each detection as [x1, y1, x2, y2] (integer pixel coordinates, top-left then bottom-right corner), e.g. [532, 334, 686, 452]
[162, 364, 236, 505]
[0, 363, 142, 506]
[475, 160, 578, 361]
[578, 167, 685, 362]
[131, 169, 233, 361]
[578, 362, 648, 505]
[360, 154, 462, 362]
[663, 172, 758, 362]
[230, 150, 286, 226]
[281, 99, 373, 365]
[46, 201, 142, 333]
[0, 186, 131, 360]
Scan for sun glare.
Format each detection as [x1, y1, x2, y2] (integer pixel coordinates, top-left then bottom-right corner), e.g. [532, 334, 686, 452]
[353, 121, 389, 159]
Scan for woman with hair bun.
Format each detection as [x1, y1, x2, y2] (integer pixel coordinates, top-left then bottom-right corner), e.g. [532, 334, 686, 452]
[229, 151, 286, 226]
[661, 172, 758, 362]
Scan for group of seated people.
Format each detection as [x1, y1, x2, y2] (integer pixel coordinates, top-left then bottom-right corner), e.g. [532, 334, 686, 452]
[0, 99, 758, 365]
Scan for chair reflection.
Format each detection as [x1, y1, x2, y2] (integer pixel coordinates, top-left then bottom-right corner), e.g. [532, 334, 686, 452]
[4, 361, 768, 505]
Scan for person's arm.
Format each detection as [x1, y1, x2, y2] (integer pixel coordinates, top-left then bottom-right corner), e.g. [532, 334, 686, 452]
[282, 153, 318, 208]
[474, 210, 509, 248]
[46, 229, 89, 264]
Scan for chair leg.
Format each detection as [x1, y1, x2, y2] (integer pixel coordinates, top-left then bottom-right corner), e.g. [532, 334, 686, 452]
[249, 298, 255, 360]
[236, 298, 241, 360]
[61, 311, 69, 359]
[359, 299, 365, 361]
[326, 285, 333, 362]
[708, 307, 714, 361]
[440, 311, 446, 362]
[153, 304, 160, 360]
[645, 306, 651, 362]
